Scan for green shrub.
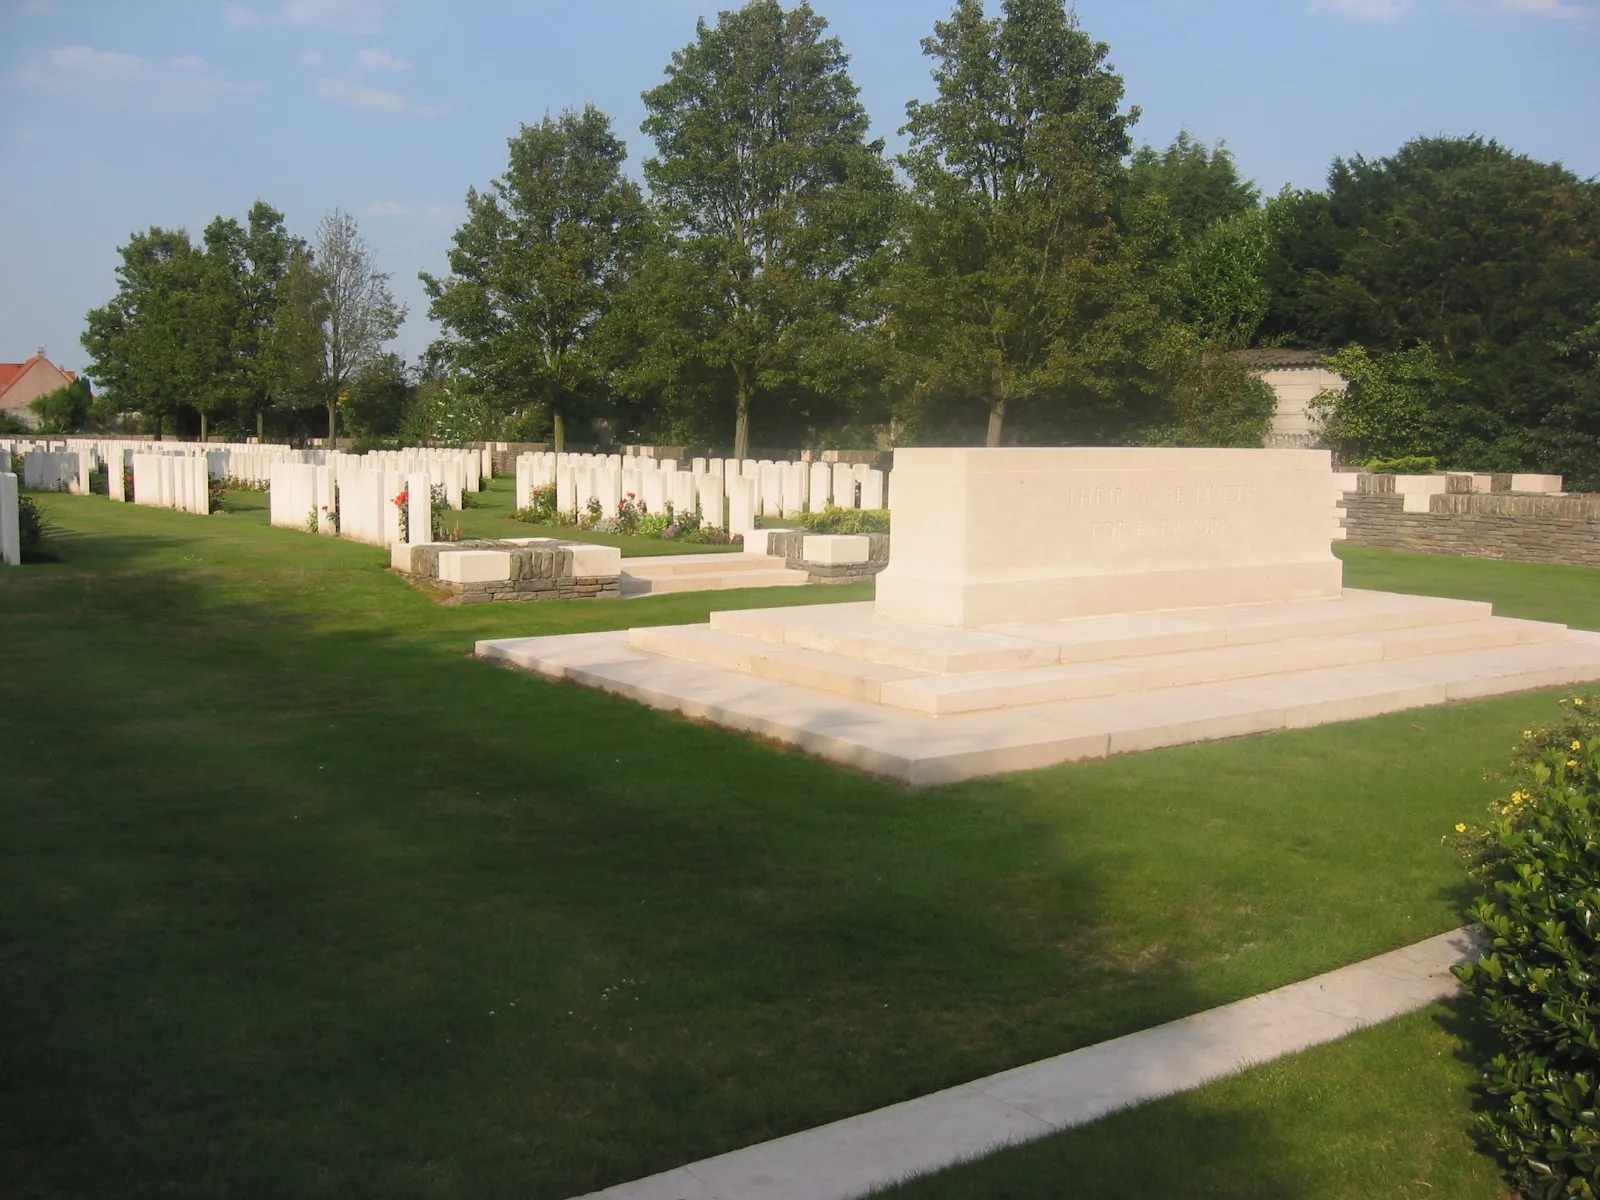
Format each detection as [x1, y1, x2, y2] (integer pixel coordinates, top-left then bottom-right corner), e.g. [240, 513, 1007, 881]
[18, 494, 53, 550]
[794, 506, 889, 534]
[1364, 455, 1439, 474]
[513, 483, 559, 526]
[1454, 695, 1600, 1199]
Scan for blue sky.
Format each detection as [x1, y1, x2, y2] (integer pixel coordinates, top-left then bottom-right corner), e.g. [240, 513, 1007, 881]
[2, 0, 1596, 375]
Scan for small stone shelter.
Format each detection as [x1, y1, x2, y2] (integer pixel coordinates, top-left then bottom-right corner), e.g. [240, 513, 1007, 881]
[1236, 348, 1347, 450]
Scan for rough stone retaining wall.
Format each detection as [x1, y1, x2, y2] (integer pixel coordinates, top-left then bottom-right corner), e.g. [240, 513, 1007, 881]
[766, 530, 891, 583]
[1341, 491, 1600, 567]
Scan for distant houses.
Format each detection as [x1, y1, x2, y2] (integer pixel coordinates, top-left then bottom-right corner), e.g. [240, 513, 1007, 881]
[0, 350, 81, 430]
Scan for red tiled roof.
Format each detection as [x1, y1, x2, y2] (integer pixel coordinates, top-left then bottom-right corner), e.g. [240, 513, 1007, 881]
[0, 358, 34, 395]
[0, 356, 76, 399]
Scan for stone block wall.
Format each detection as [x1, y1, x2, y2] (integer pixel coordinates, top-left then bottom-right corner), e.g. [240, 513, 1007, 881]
[1340, 491, 1600, 568]
[400, 538, 622, 603]
[766, 529, 891, 583]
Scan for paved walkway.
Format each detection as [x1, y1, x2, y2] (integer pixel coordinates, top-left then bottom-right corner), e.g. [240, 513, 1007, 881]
[576, 928, 1480, 1200]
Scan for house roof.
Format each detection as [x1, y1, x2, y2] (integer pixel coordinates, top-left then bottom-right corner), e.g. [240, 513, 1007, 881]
[1231, 348, 1331, 369]
[0, 355, 77, 401]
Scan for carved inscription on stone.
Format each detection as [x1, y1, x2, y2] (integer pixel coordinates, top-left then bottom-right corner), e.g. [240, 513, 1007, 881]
[1084, 481, 1260, 544]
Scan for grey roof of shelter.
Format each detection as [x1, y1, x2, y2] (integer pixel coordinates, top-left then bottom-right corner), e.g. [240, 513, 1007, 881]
[1232, 348, 1331, 369]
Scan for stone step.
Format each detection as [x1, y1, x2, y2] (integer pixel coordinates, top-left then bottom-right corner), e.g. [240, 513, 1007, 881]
[628, 623, 926, 702]
[621, 552, 790, 578]
[477, 627, 1600, 788]
[708, 590, 1498, 676]
[876, 617, 1562, 716]
[621, 568, 811, 597]
[651, 608, 1564, 717]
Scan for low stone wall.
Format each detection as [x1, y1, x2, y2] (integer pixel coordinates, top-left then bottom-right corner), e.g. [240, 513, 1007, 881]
[394, 537, 622, 603]
[1341, 491, 1600, 568]
[766, 529, 890, 584]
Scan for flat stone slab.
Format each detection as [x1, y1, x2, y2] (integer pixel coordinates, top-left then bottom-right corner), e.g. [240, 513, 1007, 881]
[571, 928, 1481, 1200]
[476, 590, 1600, 785]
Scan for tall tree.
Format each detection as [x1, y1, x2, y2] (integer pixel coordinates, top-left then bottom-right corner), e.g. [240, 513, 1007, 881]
[637, 0, 896, 459]
[262, 246, 330, 431]
[892, 0, 1153, 446]
[191, 215, 250, 442]
[238, 202, 299, 440]
[81, 227, 212, 439]
[314, 208, 404, 441]
[422, 106, 647, 452]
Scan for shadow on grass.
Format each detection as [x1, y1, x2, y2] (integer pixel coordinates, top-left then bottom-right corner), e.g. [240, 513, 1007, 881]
[0, 538, 1208, 1199]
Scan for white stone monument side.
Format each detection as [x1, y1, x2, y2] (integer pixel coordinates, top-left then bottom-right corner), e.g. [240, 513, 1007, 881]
[874, 447, 1343, 628]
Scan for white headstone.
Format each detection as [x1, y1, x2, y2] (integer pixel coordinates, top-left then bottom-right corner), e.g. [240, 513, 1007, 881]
[406, 471, 431, 545]
[831, 462, 856, 509]
[859, 467, 885, 511]
[695, 472, 724, 530]
[0, 471, 19, 566]
[808, 461, 831, 511]
[728, 474, 757, 539]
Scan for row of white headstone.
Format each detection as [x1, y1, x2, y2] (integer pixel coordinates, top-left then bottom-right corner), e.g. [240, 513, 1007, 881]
[266, 462, 443, 548]
[513, 452, 887, 530]
[131, 454, 211, 514]
[1, 437, 488, 511]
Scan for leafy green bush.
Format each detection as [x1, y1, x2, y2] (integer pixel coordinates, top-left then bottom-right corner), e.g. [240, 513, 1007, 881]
[1364, 455, 1439, 474]
[794, 506, 889, 534]
[17, 492, 53, 553]
[1454, 695, 1600, 1199]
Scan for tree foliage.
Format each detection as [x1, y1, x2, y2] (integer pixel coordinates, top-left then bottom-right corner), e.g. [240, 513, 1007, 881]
[82, 227, 213, 439]
[1265, 136, 1600, 476]
[423, 106, 647, 451]
[633, 0, 896, 457]
[1310, 343, 1460, 464]
[27, 378, 94, 434]
[891, 0, 1157, 447]
[315, 208, 405, 441]
[1125, 131, 1258, 243]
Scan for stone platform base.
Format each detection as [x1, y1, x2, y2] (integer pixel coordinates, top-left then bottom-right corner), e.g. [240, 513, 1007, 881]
[620, 552, 810, 597]
[475, 590, 1600, 785]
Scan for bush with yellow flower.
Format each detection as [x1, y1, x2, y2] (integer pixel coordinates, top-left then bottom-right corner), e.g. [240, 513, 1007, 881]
[1451, 694, 1600, 1199]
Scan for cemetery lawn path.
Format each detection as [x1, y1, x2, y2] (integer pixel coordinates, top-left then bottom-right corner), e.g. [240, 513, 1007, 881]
[3, 496, 1595, 1199]
[878, 1000, 1507, 1199]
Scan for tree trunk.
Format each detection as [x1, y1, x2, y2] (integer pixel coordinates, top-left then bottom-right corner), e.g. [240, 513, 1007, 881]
[154, 414, 163, 442]
[985, 396, 1007, 447]
[199, 411, 208, 444]
[326, 399, 337, 446]
[256, 409, 265, 443]
[553, 409, 566, 453]
[733, 379, 751, 462]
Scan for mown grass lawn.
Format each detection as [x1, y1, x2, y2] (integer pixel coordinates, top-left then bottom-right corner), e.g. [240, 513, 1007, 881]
[2, 489, 1592, 1198]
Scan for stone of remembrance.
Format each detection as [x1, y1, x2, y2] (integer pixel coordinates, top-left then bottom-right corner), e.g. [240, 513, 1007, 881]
[478, 448, 1600, 785]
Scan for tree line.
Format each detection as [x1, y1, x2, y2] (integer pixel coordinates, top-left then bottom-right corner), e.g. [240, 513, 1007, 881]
[61, 0, 1600, 485]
